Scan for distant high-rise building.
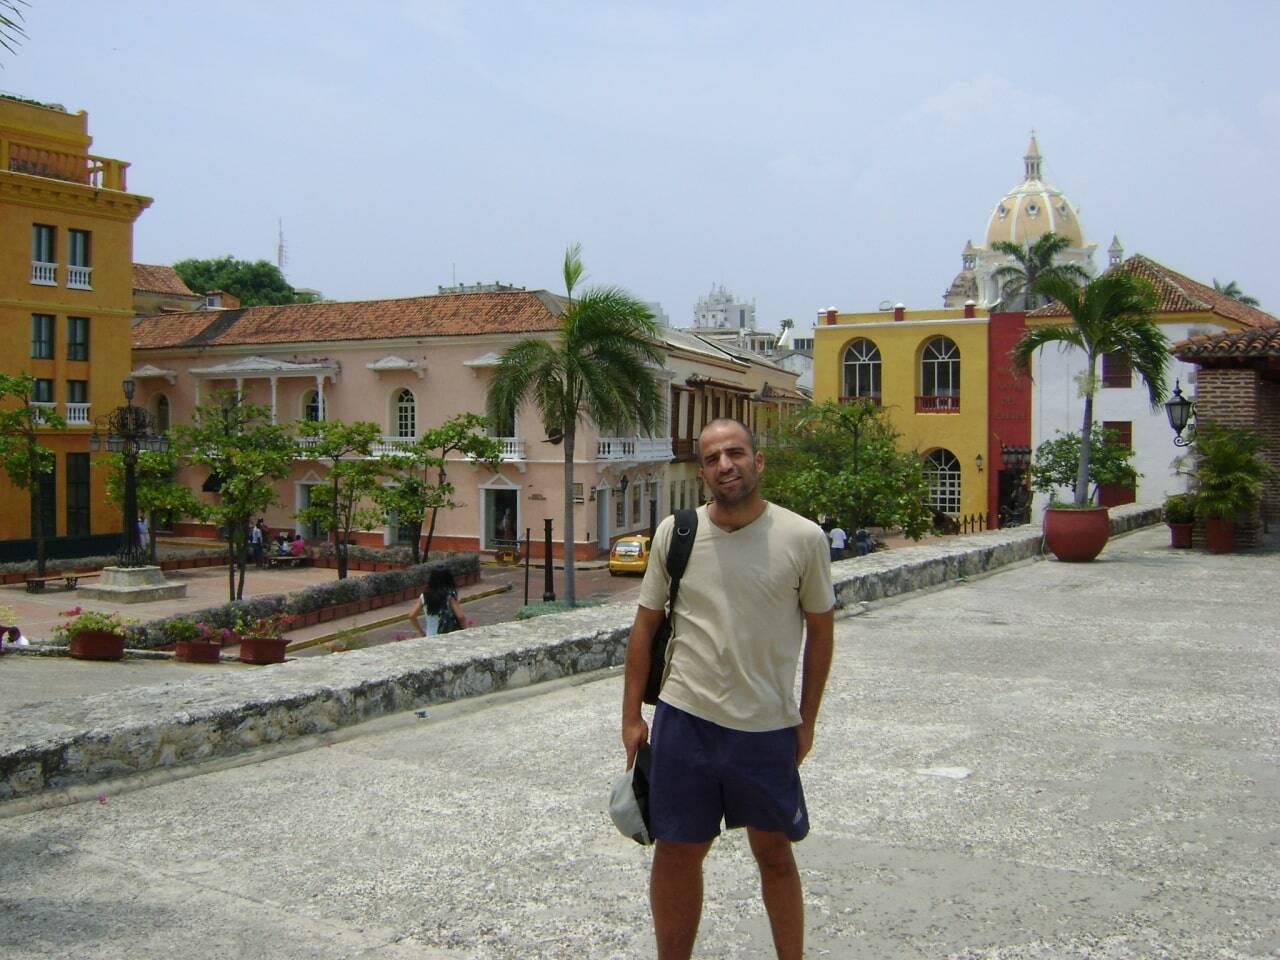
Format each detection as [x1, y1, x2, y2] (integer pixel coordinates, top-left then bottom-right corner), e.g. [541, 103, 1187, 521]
[692, 284, 755, 330]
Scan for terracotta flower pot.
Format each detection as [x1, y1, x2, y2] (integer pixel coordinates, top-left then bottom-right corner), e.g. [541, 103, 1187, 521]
[1168, 523, 1193, 549]
[1043, 507, 1110, 563]
[239, 636, 288, 665]
[1204, 517, 1235, 554]
[69, 629, 126, 661]
[175, 640, 222, 664]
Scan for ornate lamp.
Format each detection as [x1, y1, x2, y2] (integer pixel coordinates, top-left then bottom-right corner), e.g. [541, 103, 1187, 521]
[1165, 380, 1196, 447]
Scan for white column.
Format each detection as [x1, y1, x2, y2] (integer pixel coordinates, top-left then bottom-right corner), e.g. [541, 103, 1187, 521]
[269, 377, 279, 423]
[194, 379, 202, 407]
[235, 378, 244, 403]
[315, 375, 326, 420]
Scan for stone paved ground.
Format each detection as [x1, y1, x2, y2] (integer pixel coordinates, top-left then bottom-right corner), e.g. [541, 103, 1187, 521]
[1, 525, 1276, 959]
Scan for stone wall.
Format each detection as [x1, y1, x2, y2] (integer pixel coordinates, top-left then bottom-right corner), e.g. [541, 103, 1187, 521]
[0, 505, 1160, 801]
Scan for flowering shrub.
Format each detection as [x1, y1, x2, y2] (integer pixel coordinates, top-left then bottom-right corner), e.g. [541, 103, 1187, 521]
[236, 611, 295, 641]
[51, 607, 136, 645]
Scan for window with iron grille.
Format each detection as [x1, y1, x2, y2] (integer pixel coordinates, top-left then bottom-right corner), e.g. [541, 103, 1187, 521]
[1101, 352, 1132, 388]
[67, 317, 89, 361]
[615, 488, 625, 527]
[1101, 420, 1133, 450]
[923, 448, 961, 514]
[66, 453, 90, 536]
[31, 314, 53, 358]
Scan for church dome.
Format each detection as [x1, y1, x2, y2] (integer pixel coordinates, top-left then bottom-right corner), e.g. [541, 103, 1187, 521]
[983, 135, 1086, 249]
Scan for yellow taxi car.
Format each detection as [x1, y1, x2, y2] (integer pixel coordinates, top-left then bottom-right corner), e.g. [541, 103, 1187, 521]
[608, 534, 651, 576]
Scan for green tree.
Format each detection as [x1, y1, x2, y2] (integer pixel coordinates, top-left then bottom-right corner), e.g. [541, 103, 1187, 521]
[0, 373, 65, 575]
[172, 256, 315, 307]
[761, 400, 933, 539]
[487, 243, 664, 604]
[1030, 427, 1139, 506]
[295, 419, 389, 579]
[990, 232, 1090, 309]
[1013, 272, 1168, 507]
[173, 391, 297, 600]
[0, 1, 26, 59]
[1212, 279, 1261, 308]
[103, 448, 205, 563]
[377, 413, 503, 565]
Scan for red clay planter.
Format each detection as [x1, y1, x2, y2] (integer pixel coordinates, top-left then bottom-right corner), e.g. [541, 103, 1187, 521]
[1043, 507, 1110, 563]
[239, 637, 288, 665]
[69, 629, 126, 661]
[1204, 517, 1235, 554]
[175, 640, 222, 664]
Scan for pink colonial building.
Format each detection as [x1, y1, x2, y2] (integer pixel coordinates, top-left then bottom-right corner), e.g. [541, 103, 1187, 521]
[130, 288, 804, 560]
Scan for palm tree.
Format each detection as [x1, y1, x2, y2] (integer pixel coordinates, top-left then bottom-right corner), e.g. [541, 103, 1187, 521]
[990, 232, 1090, 309]
[487, 244, 665, 604]
[1012, 272, 1168, 506]
[1212, 278, 1261, 308]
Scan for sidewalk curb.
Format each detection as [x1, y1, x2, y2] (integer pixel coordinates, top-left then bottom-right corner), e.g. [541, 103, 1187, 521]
[285, 584, 514, 653]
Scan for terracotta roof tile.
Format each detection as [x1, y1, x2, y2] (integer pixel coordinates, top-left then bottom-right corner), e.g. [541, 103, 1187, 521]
[1172, 324, 1280, 360]
[1028, 254, 1277, 329]
[132, 263, 196, 297]
[133, 290, 568, 350]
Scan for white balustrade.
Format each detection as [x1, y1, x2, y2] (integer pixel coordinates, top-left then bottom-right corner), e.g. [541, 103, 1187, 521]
[498, 437, 525, 460]
[67, 265, 93, 289]
[596, 436, 673, 461]
[30, 402, 56, 424]
[64, 402, 91, 425]
[30, 261, 56, 285]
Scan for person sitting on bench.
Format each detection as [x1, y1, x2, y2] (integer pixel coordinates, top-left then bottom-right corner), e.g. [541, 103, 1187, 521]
[289, 534, 306, 558]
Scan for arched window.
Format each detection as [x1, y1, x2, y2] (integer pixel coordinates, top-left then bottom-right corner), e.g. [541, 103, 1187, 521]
[153, 394, 170, 433]
[303, 389, 322, 422]
[394, 388, 416, 438]
[923, 449, 961, 514]
[919, 337, 960, 412]
[842, 338, 881, 403]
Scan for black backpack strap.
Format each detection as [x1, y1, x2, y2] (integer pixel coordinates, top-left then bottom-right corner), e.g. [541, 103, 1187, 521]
[664, 508, 698, 613]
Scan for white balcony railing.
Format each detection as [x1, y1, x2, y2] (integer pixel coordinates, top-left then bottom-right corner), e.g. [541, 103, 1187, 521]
[31, 401, 56, 423]
[295, 434, 526, 461]
[31, 260, 56, 285]
[64, 402, 91, 424]
[67, 265, 93, 289]
[497, 436, 524, 461]
[596, 436, 673, 462]
[370, 436, 417, 457]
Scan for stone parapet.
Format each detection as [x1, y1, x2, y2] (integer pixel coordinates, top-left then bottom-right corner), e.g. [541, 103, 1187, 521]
[0, 504, 1160, 801]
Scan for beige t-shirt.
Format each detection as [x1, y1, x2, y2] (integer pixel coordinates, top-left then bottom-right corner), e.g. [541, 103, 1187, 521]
[638, 502, 835, 732]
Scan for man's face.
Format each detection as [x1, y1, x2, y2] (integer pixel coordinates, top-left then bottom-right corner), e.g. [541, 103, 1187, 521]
[699, 423, 763, 506]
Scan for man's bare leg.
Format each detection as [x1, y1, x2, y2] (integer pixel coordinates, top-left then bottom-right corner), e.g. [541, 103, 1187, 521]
[747, 827, 803, 960]
[651, 838, 714, 960]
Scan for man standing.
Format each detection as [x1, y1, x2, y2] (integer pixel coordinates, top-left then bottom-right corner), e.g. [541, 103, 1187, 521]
[621, 418, 835, 960]
[250, 519, 265, 567]
[827, 523, 847, 561]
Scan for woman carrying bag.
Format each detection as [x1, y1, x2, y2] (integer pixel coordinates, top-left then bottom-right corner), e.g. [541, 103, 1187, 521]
[409, 566, 467, 638]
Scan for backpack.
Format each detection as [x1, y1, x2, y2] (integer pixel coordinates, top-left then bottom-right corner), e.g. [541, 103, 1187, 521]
[642, 508, 698, 705]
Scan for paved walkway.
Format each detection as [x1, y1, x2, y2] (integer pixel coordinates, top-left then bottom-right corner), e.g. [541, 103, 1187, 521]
[1, 525, 1276, 958]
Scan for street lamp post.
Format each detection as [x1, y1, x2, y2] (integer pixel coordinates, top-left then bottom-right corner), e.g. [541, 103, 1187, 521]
[90, 378, 169, 567]
[1165, 380, 1196, 447]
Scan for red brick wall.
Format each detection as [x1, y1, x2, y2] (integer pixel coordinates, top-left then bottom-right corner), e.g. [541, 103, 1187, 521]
[1192, 368, 1268, 546]
[1258, 380, 1280, 525]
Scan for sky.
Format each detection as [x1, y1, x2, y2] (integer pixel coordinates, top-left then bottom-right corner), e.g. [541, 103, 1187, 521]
[6, 1, 1279, 330]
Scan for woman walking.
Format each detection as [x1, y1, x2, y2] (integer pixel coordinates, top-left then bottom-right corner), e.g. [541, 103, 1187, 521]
[409, 566, 467, 638]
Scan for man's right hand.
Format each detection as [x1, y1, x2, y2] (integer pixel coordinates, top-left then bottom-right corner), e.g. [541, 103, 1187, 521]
[622, 717, 649, 770]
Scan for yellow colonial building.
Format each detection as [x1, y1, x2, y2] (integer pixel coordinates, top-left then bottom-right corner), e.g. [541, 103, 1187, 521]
[0, 95, 151, 555]
[812, 303, 1033, 523]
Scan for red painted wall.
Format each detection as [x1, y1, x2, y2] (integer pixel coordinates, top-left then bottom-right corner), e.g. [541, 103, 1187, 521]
[987, 311, 1032, 519]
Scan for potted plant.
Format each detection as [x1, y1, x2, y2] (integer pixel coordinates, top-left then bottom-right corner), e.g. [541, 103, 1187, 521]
[237, 611, 295, 665]
[1162, 493, 1197, 548]
[1192, 421, 1272, 554]
[1013, 271, 1167, 562]
[1029, 427, 1140, 562]
[53, 606, 135, 661]
[0, 602, 21, 652]
[172, 617, 224, 664]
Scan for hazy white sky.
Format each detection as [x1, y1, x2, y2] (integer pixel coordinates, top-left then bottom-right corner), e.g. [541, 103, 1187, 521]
[7, 1, 1279, 327]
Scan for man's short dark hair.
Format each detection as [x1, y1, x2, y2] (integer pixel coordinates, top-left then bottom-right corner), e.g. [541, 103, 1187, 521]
[700, 418, 757, 454]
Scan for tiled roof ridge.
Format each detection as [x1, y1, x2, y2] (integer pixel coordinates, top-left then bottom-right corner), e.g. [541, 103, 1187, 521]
[1172, 322, 1280, 359]
[133, 287, 566, 350]
[132, 262, 197, 297]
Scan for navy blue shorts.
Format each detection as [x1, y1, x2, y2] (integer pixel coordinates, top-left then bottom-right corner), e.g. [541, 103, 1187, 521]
[649, 701, 809, 843]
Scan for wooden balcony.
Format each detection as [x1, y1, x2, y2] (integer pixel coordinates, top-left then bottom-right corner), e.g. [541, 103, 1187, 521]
[672, 438, 696, 462]
[915, 394, 960, 413]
